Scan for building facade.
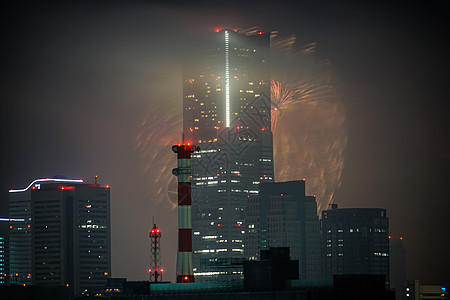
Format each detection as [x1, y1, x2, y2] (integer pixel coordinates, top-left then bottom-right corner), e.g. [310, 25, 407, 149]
[8, 178, 111, 295]
[321, 205, 390, 286]
[0, 218, 24, 285]
[183, 29, 274, 281]
[246, 180, 321, 279]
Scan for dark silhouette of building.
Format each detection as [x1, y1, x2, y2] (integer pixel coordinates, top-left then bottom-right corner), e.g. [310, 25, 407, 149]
[183, 29, 274, 282]
[246, 180, 321, 279]
[320, 204, 390, 286]
[244, 247, 298, 291]
[333, 274, 394, 300]
[8, 177, 111, 295]
[390, 237, 406, 299]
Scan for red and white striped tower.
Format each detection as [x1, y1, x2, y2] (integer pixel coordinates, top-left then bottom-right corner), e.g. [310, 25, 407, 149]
[172, 137, 198, 283]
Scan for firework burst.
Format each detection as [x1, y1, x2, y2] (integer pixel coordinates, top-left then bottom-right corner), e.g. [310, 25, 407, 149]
[136, 31, 347, 214]
[270, 32, 347, 212]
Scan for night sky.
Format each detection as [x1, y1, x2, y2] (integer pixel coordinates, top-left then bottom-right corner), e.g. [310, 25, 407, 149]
[1, 0, 449, 285]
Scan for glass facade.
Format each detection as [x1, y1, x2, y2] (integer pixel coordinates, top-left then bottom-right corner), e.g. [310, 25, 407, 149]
[320, 207, 390, 286]
[8, 178, 111, 295]
[183, 29, 274, 281]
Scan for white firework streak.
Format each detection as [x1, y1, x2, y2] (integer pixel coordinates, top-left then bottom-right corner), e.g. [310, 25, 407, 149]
[135, 103, 181, 210]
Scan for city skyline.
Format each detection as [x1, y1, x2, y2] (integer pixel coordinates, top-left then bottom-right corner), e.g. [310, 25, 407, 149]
[1, 0, 448, 287]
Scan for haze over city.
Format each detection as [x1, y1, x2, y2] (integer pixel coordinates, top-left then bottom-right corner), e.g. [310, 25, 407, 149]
[1, 0, 448, 287]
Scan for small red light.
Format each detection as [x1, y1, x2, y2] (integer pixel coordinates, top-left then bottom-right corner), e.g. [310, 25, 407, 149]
[184, 276, 188, 281]
[238, 223, 241, 226]
[400, 237, 403, 240]
[261, 127, 265, 131]
[215, 28, 220, 33]
[156, 229, 160, 233]
[190, 128, 193, 132]
[389, 236, 392, 239]
[236, 126, 240, 129]
[237, 173, 241, 176]
[217, 174, 220, 176]
[105, 185, 109, 188]
[61, 187, 65, 190]
[217, 224, 221, 227]
[160, 268, 164, 273]
[148, 269, 152, 273]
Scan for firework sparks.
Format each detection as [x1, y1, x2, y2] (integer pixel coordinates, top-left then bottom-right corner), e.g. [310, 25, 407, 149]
[137, 31, 347, 214]
[270, 32, 347, 212]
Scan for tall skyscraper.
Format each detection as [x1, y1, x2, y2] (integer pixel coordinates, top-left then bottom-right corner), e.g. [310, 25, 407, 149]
[321, 205, 390, 286]
[246, 180, 321, 279]
[183, 29, 274, 281]
[8, 177, 111, 295]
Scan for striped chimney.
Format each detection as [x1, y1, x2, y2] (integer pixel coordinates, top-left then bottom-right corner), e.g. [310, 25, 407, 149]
[172, 138, 199, 283]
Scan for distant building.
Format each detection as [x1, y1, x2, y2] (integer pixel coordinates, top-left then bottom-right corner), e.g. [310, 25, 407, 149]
[0, 218, 24, 285]
[390, 237, 406, 299]
[404, 280, 448, 300]
[320, 205, 390, 286]
[246, 180, 321, 279]
[8, 177, 111, 295]
[184, 29, 274, 282]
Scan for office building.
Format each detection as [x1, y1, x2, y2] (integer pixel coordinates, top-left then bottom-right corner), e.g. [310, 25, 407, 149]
[321, 205, 390, 286]
[246, 180, 321, 279]
[9, 177, 111, 295]
[183, 29, 274, 281]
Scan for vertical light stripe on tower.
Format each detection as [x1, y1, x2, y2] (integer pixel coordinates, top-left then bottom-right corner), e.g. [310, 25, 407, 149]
[225, 30, 230, 128]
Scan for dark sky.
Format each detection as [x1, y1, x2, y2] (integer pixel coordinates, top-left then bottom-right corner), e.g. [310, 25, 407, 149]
[1, 0, 449, 285]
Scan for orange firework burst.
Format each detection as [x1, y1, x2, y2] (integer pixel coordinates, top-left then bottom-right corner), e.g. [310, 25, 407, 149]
[270, 32, 347, 212]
